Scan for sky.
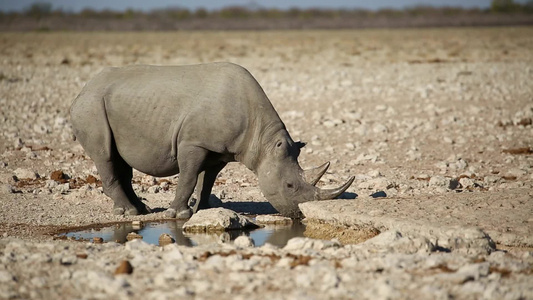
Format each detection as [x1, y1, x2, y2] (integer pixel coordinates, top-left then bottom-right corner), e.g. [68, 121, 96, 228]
[1, 0, 527, 13]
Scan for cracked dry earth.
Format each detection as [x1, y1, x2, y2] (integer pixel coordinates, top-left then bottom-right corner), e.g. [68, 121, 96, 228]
[1, 28, 532, 299]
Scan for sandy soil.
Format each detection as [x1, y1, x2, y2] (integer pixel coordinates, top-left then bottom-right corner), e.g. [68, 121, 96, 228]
[0, 28, 532, 299]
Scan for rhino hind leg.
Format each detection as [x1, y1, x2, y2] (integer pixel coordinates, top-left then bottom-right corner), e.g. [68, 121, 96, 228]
[71, 96, 149, 216]
[112, 156, 151, 215]
[166, 145, 209, 219]
[192, 162, 227, 213]
[89, 146, 150, 216]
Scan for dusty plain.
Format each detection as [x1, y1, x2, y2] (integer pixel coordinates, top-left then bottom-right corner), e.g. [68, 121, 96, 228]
[0, 28, 532, 299]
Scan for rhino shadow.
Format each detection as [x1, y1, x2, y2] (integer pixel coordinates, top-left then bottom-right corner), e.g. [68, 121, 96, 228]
[208, 192, 357, 214]
[207, 195, 278, 215]
[156, 192, 358, 216]
[339, 192, 358, 199]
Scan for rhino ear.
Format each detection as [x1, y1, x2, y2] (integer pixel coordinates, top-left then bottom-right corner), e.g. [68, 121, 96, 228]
[295, 141, 307, 149]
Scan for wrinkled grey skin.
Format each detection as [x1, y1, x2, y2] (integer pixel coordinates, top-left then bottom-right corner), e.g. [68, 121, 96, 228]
[70, 62, 354, 218]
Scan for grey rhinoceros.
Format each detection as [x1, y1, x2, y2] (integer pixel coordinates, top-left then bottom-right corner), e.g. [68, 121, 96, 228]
[70, 62, 354, 218]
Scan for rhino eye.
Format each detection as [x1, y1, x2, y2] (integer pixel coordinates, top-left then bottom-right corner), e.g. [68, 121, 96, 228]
[276, 141, 283, 148]
[286, 183, 294, 189]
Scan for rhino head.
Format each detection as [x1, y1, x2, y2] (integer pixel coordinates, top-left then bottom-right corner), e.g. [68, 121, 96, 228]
[255, 130, 354, 218]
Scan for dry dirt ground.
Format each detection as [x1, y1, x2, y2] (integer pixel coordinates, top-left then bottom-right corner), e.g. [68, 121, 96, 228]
[0, 28, 532, 299]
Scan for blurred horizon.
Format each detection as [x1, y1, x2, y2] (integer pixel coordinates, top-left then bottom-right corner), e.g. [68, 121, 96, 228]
[1, 0, 532, 12]
[1, 0, 531, 31]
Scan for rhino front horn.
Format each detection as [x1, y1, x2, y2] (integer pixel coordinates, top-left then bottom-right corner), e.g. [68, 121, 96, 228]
[303, 161, 330, 186]
[316, 176, 355, 200]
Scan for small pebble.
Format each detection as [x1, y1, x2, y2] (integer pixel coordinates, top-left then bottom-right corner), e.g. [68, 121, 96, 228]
[159, 233, 175, 246]
[114, 260, 133, 275]
[126, 232, 143, 241]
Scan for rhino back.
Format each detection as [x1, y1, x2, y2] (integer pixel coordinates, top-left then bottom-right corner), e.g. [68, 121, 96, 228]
[94, 63, 276, 176]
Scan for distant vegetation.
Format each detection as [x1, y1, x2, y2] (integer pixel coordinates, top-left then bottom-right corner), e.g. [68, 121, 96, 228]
[1, 0, 532, 31]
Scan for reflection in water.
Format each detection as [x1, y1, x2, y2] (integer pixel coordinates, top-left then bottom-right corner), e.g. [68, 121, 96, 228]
[60, 220, 306, 247]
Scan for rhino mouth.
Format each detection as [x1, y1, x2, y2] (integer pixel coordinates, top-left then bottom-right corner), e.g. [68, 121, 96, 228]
[262, 162, 355, 218]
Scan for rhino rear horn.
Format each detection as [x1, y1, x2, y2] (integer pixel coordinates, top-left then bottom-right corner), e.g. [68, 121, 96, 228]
[316, 176, 355, 200]
[303, 161, 330, 186]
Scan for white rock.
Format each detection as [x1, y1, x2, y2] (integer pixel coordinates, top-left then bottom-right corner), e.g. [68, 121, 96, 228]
[13, 138, 24, 148]
[234, 235, 255, 248]
[322, 120, 336, 128]
[33, 124, 50, 134]
[373, 123, 389, 133]
[367, 169, 382, 178]
[318, 268, 340, 291]
[55, 183, 70, 193]
[147, 185, 160, 193]
[450, 158, 468, 170]
[506, 168, 527, 177]
[14, 168, 38, 180]
[459, 177, 475, 188]
[375, 104, 388, 111]
[59, 270, 72, 280]
[30, 277, 47, 288]
[355, 153, 379, 164]
[60, 255, 77, 265]
[141, 176, 157, 185]
[125, 239, 152, 251]
[362, 278, 395, 299]
[295, 273, 313, 288]
[375, 233, 434, 253]
[276, 257, 294, 268]
[203, 254, 226, 272]
[254, 215, 292, 225]
[83, 271, 129, 294]
[0, 270, 14, 283]
[354, 125, 368, 136]
[443, 137, 454, 144]
[359, 177, 394, 190]
[284, 237, 341, 252]
[161, 244, 184, 261]
[159, 181, 170, 190]
[484, 175, 500, 184]
[406, 149, 422, 161]
[281, 110, 304, 119]
[45, 180, 58, 188]
[3, 184, 16, 193]
[340, 80, 353, 87]
[439, 262, 490, 284]
[429, 176, 451, 188]
[54, 117, 67, 127]
[183, 208, 257, 232]
[435, 161, 448, 173]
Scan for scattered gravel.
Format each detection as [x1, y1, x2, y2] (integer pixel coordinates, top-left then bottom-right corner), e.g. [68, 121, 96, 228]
[1, 28, 532, 299]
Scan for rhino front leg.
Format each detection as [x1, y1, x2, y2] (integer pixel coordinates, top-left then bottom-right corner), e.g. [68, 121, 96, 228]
[166, 145, 209, 219]
[191, 162, 227, 213]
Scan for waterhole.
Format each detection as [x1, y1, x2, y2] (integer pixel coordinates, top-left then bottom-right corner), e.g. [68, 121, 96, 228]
[58, 219, 306, 247]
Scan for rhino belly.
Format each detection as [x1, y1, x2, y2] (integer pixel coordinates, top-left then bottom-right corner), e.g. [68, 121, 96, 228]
[107, 112, 180, 177]
[115, 139, 179, 177]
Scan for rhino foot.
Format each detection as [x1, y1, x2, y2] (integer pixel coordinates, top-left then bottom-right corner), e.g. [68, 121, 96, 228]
[165, 208, 192, 219]
[113, 206, 141, 216]
[164, 208, 176, 218]
[136, 203, 152, 215]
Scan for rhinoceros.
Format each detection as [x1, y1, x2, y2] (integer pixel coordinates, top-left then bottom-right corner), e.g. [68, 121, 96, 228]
[70, 62, 354, 218]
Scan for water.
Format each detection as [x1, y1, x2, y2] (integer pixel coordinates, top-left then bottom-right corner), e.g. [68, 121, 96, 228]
[59, 220, 306, 247]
